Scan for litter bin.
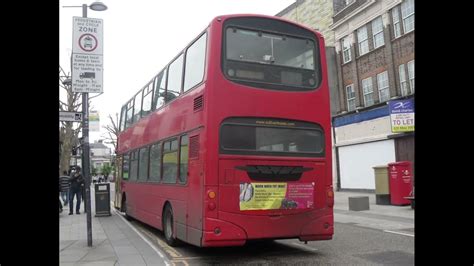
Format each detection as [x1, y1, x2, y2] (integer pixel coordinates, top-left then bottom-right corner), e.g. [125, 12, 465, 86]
[373, 165, 390, 205]
[95, 183, 111, 217]
[388, 161, 413, 206]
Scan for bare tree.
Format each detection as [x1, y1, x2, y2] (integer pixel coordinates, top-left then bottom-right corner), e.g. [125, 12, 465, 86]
[102, 113, 120, 179]
[59, 66, 82, 175]
[102, 113, 120, 152]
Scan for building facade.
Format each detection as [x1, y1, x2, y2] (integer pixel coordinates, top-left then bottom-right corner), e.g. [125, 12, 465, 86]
[330, 0, 414, 190]
[90, 140, 112, 171]
[277, 0, 415, 191]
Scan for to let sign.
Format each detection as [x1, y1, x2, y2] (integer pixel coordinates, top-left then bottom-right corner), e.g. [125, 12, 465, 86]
[72, 17, 103, 93]
[389, 99, 414, 133]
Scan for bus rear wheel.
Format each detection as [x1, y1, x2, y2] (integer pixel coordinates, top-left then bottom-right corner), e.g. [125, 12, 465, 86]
[121, 197, 133, 221]
[163, 204, 179, 247]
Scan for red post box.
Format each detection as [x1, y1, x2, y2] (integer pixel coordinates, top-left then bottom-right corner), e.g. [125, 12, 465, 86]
[388, 161, 413, 206]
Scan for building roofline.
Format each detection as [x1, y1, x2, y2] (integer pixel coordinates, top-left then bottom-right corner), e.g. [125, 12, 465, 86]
[329, 0, 376, 31]
[275, 0, 305, 17]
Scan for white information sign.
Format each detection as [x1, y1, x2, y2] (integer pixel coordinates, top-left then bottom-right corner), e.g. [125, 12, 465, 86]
[60, 111, 83, 122]
[72, 17, 104, 93]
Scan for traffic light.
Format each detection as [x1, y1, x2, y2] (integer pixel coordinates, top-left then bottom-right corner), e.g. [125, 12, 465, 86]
[72, 147, 77, 155]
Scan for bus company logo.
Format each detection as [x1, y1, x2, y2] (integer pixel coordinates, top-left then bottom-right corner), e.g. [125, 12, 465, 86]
[256, 120, 296, 127]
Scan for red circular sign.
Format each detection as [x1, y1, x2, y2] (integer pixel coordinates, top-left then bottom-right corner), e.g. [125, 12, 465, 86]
[78, 34, 98, 52]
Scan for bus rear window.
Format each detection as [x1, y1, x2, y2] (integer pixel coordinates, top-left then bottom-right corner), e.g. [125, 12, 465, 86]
[220, 121, 324, 157]
[226, 28, 315, 70]
[224, 27, 320, 90]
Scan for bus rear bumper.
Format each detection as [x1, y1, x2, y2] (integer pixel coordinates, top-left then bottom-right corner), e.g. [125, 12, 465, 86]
[299, 214, 334, 241]
[202, 217, 247, 247]
[201, 212, 333, 246]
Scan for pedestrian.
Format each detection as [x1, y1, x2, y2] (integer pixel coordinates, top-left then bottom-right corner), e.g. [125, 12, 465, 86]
[69, 166, 84, 215]
[59, 177, 63, 214]
[59, 171, 70, 206]
[81, 180, 87, 213]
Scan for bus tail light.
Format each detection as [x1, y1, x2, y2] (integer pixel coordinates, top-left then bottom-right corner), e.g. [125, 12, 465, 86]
[208, 202, 216, 210]
[208, 190, 216, 199]
[327, 188, 334, 208]
[206, 188, 218, 215]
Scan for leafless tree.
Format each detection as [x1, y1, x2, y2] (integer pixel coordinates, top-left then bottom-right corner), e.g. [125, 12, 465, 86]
[102, 113, 120, 152]
[101, 113, 120, 178]
[59, 66, 82, 175]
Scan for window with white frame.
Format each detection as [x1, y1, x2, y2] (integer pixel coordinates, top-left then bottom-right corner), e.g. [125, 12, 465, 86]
[401, 0, 415, 33]
[399, 64, 410, 96]
[372, 17, 384, 49]
[407, 60, 414, 92]
[346, 84, 356, 111]
[377, 71, 390, 102]
[357, 26, 369, 56]
[362, 77, 374, 107]
[392, 7, 401, 38]
[341, 36, 351, 63]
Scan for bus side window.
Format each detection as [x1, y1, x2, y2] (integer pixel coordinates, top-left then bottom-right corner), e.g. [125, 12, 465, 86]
[142, 82, 153, 117]
[119, 105, 127, 131]
[133, 90, 143, 123]
[162, 139, 178, 184]
[126, 99, 134, 128]
[166, 54, 184, 102]
[149, 142, 162, 182]
[179, 135, 189, 184]
[122, 154, 130, 180]
[152, 69, 167, 110]
[138, 147, 150, 182]
[129, 150, 139, 182]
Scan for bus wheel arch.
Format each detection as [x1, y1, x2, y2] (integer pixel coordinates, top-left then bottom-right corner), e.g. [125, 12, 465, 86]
[121, 193, 133, 221]
[162, 202, 179, 246]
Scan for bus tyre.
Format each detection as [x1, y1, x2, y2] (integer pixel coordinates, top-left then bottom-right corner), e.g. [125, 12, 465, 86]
[122, 197, 133, 221]
[163, 204, 179, 247]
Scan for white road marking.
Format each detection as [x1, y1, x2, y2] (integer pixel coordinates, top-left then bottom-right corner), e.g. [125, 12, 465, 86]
[383, 230, 415, 237]
[111, 202, 171, 266]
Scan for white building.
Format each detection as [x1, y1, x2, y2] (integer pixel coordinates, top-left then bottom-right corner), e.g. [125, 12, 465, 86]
[90, 140, 112, 171]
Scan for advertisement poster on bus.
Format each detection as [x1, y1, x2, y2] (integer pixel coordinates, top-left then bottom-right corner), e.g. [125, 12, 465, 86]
[389, 99, 414, 133]
[239, 182, 314, 211]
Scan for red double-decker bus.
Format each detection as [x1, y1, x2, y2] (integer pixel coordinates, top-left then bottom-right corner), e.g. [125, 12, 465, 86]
[115, 14, 333, 247]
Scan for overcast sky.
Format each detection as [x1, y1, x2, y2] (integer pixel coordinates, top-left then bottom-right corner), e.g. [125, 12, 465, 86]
[60, 0, 295, 147]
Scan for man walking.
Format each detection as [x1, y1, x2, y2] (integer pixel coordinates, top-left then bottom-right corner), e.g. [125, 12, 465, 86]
[59, 171, 70, 206]
[69, 166, 84, 215]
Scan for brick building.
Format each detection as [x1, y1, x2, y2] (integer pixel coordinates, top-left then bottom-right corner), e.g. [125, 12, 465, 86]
[277, 0, 415, 190]
[330, 0, 414, 190]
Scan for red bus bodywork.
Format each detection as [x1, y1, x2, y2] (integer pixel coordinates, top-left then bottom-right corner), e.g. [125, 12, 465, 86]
[117, 14, 333, 247]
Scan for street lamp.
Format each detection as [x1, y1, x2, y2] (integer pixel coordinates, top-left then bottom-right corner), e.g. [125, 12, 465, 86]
[89, 2, 108, 11]
[62, 1, 107, 248]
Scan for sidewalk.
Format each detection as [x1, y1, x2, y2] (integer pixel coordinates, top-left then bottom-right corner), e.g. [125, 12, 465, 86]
[333, 191, 414, 234]
[60, 184, 169, 266]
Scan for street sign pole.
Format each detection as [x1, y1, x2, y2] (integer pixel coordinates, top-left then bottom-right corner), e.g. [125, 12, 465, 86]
[82, 4, 93, 248]
[68, 1, 105, 247]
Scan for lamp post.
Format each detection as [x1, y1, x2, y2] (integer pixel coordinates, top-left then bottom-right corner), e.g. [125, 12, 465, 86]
[63, 1, 107, 247]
